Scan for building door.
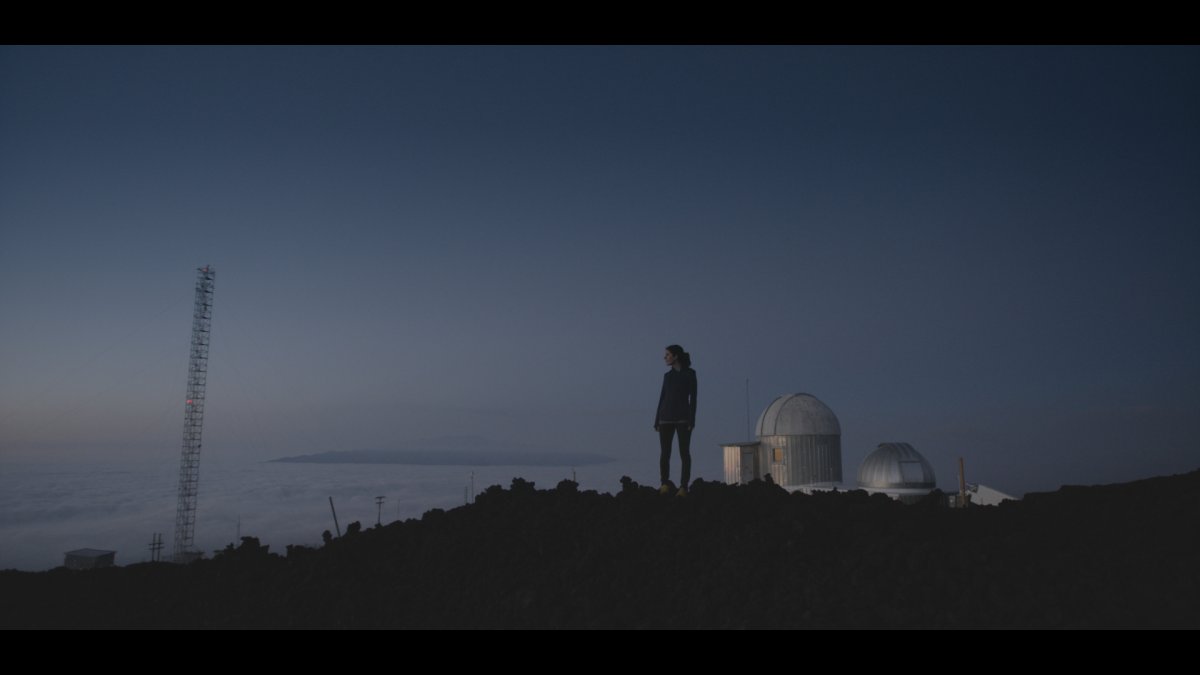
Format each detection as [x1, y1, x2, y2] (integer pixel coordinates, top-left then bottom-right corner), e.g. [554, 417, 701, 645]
[740, 448, 759, 483]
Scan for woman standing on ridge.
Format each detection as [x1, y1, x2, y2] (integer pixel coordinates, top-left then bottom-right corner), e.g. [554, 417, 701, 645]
[655, 344, 697, 497]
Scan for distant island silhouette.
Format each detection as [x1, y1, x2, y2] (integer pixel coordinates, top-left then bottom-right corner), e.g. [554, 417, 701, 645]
[271, 436, 614, 466]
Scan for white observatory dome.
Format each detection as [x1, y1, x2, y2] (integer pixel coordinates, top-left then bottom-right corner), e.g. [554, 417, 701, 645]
[857, 443, 937, 490]
[755, 393, 841, 437]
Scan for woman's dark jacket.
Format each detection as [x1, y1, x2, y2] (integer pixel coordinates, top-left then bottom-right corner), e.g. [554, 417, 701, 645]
[656, 367, 698, 426]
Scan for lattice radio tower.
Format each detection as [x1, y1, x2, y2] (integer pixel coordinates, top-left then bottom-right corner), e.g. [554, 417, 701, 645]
[174, 265, 215, 562]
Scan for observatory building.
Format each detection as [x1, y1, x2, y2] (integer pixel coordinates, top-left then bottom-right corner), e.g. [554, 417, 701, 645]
[723, 392, 1014, 504]
[722, 393, 842, 488]
[857, 442, 938, 503]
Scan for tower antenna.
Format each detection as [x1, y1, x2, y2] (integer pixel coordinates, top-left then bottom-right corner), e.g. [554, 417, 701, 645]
[173, 265, 215, 562]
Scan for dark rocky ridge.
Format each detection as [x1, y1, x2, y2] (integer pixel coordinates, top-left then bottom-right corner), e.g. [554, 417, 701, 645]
[3, 470, 1198, 628]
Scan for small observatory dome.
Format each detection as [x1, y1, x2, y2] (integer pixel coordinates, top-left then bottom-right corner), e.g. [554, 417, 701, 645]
[858, 443, 937, 502]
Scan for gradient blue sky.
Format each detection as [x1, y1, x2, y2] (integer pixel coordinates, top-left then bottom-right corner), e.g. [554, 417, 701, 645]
[2, 46, 1197, 495]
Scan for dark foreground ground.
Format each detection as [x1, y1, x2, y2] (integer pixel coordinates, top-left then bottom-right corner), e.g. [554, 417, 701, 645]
[3, 471, 1198, 628]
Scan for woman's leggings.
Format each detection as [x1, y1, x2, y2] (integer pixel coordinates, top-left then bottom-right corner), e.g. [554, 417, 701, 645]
[658, 423, 692, 488]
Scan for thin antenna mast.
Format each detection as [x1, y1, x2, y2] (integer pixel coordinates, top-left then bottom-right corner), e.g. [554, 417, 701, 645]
[745, 378, 751, 439]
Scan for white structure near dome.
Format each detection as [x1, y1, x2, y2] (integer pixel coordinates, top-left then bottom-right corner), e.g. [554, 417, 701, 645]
[948, 483, 1016, 507]
[722, 393, 842, 488]
[858, 442, 937, 503]
[64, 549, 116, 570]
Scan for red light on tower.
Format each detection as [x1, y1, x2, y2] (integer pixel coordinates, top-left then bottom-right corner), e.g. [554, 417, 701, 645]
[186, 399, 193, 405]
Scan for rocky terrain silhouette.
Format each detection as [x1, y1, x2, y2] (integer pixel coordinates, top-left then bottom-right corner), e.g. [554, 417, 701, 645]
[3, 470, 1197, 628]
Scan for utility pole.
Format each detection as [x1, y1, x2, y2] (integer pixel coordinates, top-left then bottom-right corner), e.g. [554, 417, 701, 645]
[149, 533, 164, 563]
[329, 496, 342, 537]
[375, 495, 386, 526]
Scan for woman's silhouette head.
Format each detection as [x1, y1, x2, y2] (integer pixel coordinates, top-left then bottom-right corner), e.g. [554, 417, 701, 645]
[664, 344, 691, 369]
